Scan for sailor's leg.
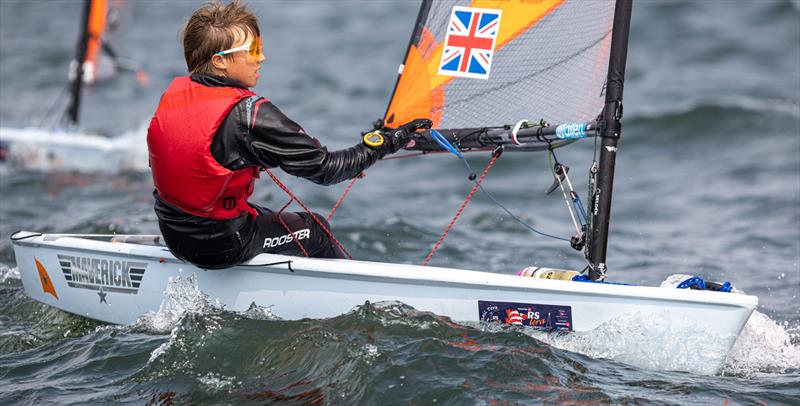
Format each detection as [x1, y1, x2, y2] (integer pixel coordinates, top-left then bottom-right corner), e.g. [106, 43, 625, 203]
[296, 212, 347, 259]
[250, 208, 346, 259]
[158, 221, 245, 269]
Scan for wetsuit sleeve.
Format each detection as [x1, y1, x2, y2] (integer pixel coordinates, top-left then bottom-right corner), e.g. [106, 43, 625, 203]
[211, 98, 381, 186]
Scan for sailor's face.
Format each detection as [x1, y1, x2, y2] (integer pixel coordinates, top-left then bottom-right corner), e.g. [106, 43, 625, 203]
[222, 30, 265, 88]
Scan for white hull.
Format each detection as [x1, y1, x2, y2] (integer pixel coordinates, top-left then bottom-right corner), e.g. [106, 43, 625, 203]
[11, 231, 757, 374]
[0, 127, 146, 173]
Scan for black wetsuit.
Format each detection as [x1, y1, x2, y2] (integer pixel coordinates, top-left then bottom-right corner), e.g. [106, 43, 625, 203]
[154, 74, 382, 269]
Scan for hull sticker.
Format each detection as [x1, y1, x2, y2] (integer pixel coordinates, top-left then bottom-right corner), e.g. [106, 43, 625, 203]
[478, 300, 572, 331]
[57, 254, 146, 295]
[34, 257, 59, 300]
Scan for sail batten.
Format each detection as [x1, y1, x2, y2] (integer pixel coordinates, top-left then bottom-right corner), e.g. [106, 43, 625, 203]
[384, 0, 616, 132]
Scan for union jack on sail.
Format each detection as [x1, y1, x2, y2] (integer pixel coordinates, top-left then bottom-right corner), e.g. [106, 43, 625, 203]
[438, 6, 502, 80]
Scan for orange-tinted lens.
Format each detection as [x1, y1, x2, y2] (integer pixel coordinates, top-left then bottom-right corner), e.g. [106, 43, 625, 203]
[249, 37, 263, 57]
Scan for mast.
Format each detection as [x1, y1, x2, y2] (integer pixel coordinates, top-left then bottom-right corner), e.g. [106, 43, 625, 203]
[66, 0, 92, 126]
[587, 0, 633, 280]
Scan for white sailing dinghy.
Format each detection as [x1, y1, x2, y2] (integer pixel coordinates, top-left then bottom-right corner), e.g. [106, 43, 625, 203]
[0, 0, 147, 173]
[10, 0, 757, 374]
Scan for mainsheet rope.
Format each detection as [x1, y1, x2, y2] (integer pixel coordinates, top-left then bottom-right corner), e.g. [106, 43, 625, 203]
[422, 150, 501, 266]
[326, 176, 360, 221]
[263, 168, 353, 260]
[276, 198, 310, 257]
[458, 147, 570, 243]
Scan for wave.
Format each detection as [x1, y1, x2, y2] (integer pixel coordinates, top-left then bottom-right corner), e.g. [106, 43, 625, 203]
[0, 278, 105, 356]
[135, 301, 616, 404]
[724, 311, 800, 376]
[1, 269, 797, 404]
[628, 95, 800, 121]
[0, 265, 19, 283]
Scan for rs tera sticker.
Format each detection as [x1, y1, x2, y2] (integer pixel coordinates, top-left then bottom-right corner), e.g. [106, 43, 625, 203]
[478, 300, 573, 331]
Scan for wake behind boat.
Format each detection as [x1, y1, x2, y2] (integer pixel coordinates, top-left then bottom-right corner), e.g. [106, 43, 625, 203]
[9, 0, 761, 375]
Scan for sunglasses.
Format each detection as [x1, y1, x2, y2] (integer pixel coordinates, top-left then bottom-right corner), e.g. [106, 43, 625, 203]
[216, 37, 263, 58]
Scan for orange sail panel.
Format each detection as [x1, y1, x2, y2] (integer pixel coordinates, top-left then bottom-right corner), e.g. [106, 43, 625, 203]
[83, 0, 108, 84]
[385, 0, 615, 130]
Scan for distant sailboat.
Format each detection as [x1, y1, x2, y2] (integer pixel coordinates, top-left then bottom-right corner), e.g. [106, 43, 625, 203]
[0, 0, 148, 173]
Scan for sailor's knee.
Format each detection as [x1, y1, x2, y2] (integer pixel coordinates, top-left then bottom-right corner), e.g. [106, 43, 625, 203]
[311, 212, 331, 230]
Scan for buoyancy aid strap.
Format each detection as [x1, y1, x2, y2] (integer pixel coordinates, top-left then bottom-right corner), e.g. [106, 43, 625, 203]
[201, 172, 258, 218]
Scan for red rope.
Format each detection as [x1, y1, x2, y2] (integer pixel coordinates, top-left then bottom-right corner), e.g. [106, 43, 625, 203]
[264, 168, 353, 259]
[325, 153, 425, 219]
[276, 199, 310, 257]
[327, 153, 431, 220]
[326, 149, 494, 219]
[327, 175, 361, 221]
[422, 153, 501, 266]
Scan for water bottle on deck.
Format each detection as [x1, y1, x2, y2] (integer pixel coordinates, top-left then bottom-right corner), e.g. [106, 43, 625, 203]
[518, 267, 579, 281]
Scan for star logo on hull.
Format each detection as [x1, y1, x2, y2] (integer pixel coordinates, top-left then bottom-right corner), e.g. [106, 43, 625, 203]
[98, 287, 108, 304]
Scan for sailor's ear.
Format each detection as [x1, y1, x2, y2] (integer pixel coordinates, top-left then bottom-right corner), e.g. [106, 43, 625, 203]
[211, 54, 228, 71]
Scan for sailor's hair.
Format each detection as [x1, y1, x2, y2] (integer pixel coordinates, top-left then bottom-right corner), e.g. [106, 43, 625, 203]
[181, 0, 260, 74]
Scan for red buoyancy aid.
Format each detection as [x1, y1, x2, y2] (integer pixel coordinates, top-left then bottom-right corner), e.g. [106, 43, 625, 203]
[148, 76, 262, 220]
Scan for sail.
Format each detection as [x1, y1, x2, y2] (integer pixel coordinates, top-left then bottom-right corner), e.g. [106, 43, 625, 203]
[83, 0, 108, 84]
[384, 0, 616, 130]
[66, 0, 134, 125]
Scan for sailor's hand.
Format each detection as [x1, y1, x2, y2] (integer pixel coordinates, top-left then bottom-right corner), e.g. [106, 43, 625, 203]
[384, 118, 433, 153]
[399, 118, 433, 132]
[362, 118, 432, 155]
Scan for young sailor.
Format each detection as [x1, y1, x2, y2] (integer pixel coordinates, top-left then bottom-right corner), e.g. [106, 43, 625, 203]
[147, 1, 431, 269]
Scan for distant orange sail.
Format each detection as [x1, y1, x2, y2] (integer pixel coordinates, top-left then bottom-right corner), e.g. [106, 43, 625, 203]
[35, 258, 59, 300]
[83, 0, 107, 84]
[384, 0, 615, 130]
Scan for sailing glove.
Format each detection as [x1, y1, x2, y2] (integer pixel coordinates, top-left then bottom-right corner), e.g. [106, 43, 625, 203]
[364, 118, 432, 155]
